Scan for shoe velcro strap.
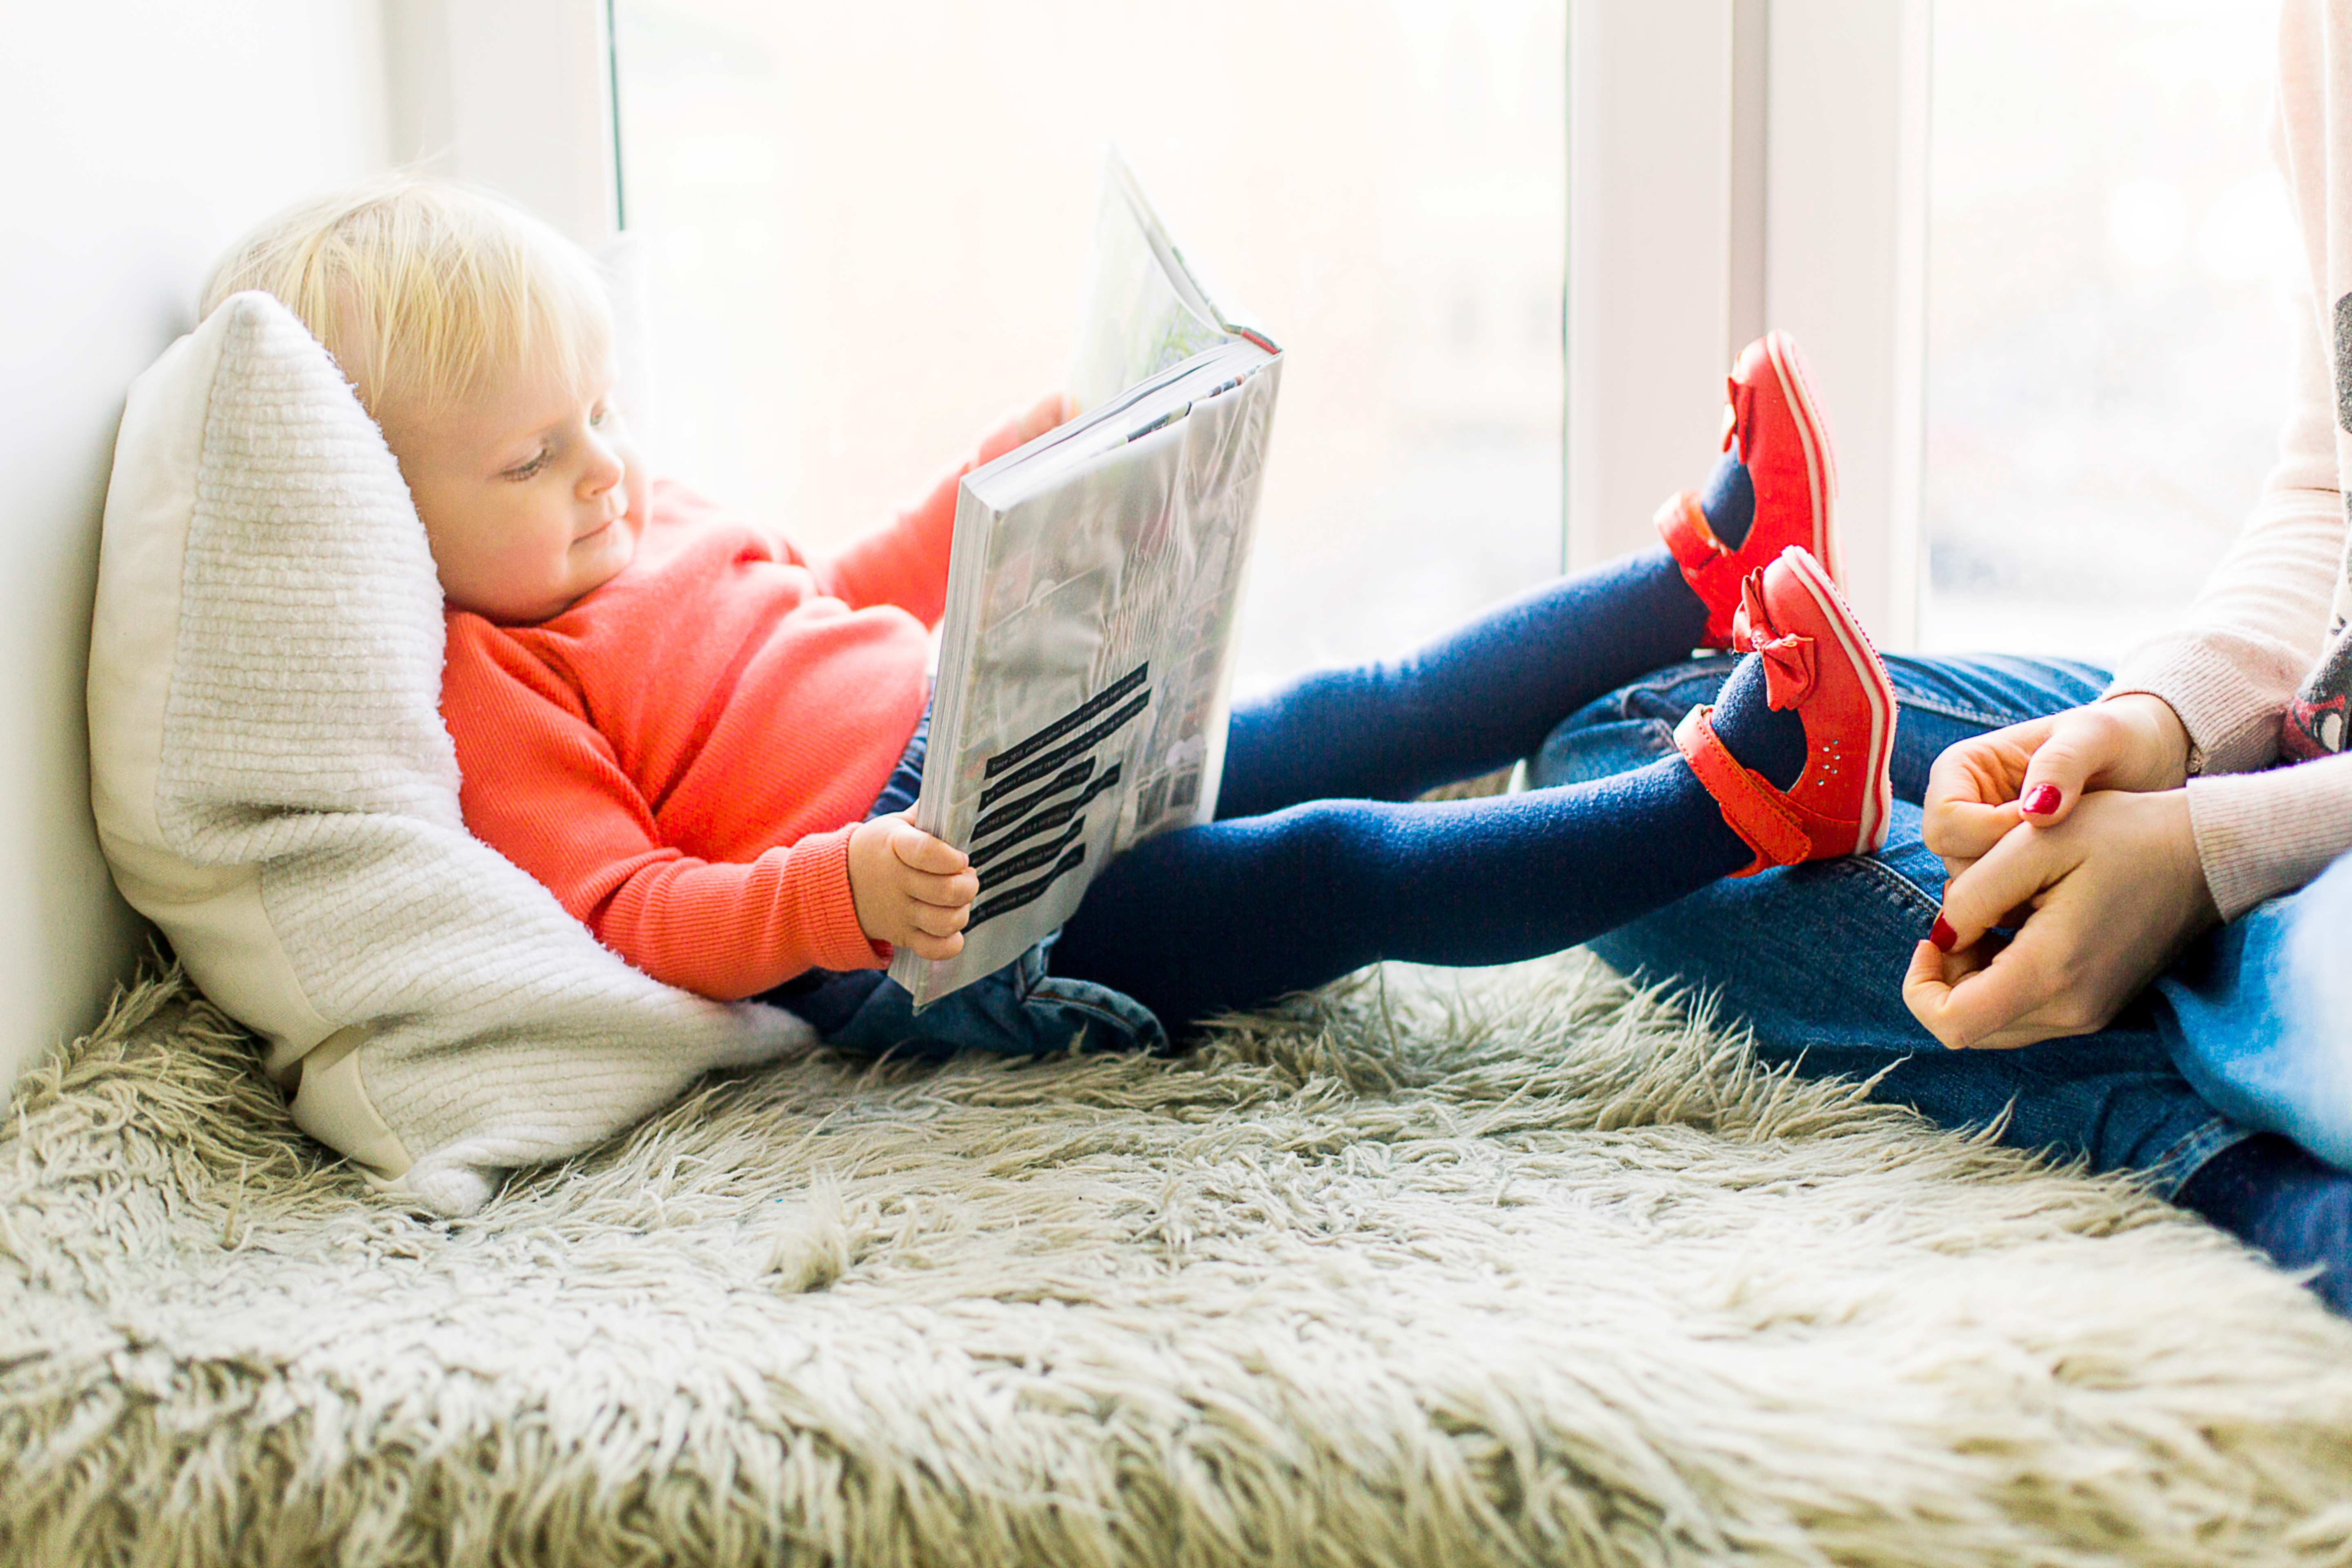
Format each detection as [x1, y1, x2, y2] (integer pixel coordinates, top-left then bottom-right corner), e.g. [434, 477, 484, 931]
[1674, 703, 1809, 878]
[1653, 491, 1747, 646]
[1654, 490, 1719, 572]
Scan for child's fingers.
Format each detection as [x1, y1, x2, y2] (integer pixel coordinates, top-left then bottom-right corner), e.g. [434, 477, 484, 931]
[907, 900, 969, 938]
[1018, 390, 1069, 439]
[897, 929, 965, 961]
[906, 869, 979, 910]
[887, 821, 970, 874]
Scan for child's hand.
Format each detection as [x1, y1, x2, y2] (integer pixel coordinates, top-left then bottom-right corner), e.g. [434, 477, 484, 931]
[847, 815, 978, 960]
[976, 394, 1074, 466]
[1013, 391, 1071, 445]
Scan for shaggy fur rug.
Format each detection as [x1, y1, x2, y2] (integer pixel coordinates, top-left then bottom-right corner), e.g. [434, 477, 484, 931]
[4, 955, 2351, 1568]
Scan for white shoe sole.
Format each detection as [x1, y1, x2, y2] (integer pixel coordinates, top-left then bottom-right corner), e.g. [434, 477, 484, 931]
[1779, 545, 1893, 855]
[1762, 332, 1844, 592]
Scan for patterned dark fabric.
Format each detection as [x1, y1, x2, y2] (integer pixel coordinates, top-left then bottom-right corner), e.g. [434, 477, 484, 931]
[2281, 292, 2352, 758]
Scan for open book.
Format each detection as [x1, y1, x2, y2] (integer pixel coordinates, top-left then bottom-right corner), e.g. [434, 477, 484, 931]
[887, 156, 1283, 1008]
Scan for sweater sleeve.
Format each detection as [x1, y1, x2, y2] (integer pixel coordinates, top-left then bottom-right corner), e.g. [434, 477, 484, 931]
[814, 414, 1035, 624]
[2187, 750, 2352, 919]
[443, 623, 889, 1000]
[2101, 283, 2345, 775]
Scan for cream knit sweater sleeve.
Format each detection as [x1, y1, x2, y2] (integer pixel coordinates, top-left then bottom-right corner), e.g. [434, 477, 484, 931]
[2103, 299, 2341, 773]
[2101, 25, 2352, 921]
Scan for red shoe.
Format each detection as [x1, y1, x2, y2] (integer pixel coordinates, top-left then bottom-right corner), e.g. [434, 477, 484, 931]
[1655, 331, 1842, 648]
[1673, 546, 1893, 875]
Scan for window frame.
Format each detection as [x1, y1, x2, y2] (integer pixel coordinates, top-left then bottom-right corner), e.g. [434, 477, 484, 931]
[381, 0, 621, 249]
[1566, 0, 1931, 648]
[404, 0, 1930, 644]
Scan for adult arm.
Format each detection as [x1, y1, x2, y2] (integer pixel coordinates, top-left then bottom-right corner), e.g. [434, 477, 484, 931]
[2102, 291, 2344, 776]
[2042, 288, 2352, 920]
[1909, 295, 2348, 1046]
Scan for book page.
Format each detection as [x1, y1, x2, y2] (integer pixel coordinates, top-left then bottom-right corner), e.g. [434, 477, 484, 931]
[892, 350, 1280, 1005]
[1066, 157, 1233, 414]
[885, 158, 1282, 1009]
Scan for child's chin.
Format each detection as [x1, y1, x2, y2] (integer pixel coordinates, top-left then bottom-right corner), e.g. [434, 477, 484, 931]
[576, 533, 637, 592]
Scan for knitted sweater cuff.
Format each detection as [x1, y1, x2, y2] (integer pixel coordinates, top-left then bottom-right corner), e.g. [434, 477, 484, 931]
[2104, 635, 2293, 776]
[782, 827, 893, 972]
[2185, 751, 2352, 920]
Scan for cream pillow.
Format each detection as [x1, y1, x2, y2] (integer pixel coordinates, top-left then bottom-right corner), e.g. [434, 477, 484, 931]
[88, 290, 812, 1216]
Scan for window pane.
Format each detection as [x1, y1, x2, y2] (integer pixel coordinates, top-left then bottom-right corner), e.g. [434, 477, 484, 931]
[1922, 0, 2296, 663]
[612, 0, 1564, 689]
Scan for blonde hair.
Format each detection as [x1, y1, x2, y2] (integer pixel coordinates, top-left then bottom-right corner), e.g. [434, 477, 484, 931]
[201, 172, 612, 420]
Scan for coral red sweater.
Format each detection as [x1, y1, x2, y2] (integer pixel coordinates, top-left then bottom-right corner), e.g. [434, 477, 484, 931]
[441, 426, 1018, 1000]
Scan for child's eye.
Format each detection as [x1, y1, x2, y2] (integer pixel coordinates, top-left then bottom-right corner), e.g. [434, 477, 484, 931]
[590, 405, 615, 429]
[503, 450, 550, 482]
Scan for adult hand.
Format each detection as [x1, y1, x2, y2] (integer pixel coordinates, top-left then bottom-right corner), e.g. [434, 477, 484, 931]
[1920, 693, 2193, 879]
[1903, 788, 2217, 1051]
[848, 815, 978, 961]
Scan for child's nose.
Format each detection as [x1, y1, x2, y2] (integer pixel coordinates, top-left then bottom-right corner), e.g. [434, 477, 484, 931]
[579, 439, 624, 499]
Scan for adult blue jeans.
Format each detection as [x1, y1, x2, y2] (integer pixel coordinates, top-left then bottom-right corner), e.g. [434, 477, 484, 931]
[2161, 855, 2352, 1172]
[1532, 650, 2352, 1194]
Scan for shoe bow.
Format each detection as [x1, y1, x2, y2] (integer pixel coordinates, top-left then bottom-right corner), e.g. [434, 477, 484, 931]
[1733, 572, 1816, 710]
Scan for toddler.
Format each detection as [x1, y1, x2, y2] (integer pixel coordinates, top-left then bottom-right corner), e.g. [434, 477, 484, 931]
[202, 175, 1894, 1056]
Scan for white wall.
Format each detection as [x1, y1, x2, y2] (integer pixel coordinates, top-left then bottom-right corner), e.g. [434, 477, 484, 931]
[0, 3, 392, 1088]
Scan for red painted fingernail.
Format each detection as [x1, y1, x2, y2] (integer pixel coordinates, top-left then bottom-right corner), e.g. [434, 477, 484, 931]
[2021, 784, 2060, 817]
[1930, 915, 1958, 952]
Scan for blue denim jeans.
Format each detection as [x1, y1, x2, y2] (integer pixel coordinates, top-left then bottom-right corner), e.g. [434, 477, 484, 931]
[1532, 651, 2274, 1194]
[2160, 855, 2352, 1171]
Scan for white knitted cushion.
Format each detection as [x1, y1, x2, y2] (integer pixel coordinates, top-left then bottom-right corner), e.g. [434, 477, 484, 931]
[87, 291, 813, 1216]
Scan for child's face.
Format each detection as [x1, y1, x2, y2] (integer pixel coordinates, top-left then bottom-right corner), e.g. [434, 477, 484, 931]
[381, 355, 650, 624]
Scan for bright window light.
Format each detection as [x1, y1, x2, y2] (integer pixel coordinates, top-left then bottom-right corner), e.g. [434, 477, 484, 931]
[1921, 0, 2298, 663]
[612, 0, 1564, 689]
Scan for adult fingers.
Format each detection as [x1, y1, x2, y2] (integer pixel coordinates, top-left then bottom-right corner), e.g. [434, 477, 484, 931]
[1902, 939, 1976, 1048]
[1902, 929, 2064, 1051]
[1921, 717, 2051, 859]
[2012, 706, 2152, 826]
[1924, 801, 2018, 868]
[1933, 820, 2071, 953]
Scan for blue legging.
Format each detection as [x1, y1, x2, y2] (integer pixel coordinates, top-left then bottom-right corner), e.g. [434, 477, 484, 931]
[1051, 547, 1806, 1029]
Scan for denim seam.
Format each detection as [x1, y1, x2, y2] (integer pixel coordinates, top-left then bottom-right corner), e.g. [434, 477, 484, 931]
[2146, 1117, 2258, 1200]
[1824, 849, 1943, 921]
[1029, 981, 1138, 1029]
[1889, 691, 2026, 731]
